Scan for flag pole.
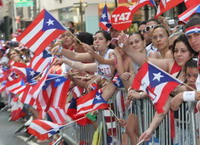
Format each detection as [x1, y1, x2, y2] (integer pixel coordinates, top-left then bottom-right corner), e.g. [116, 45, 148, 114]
[44, 116, 87, 134]
[108, 107, 120, 120]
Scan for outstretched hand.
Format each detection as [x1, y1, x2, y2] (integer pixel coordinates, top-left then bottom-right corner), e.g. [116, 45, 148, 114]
[139, 128, 153, 142]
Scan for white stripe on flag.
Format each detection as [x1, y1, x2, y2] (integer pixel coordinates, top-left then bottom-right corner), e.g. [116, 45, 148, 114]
[12, 86, 26, 94]
[77, 99, 93, 111]
[30, 29, 56, 52]
[21, 20, 43, 44]
[30, 122, 47, 134]
[179, 7, 197, 21]
[49, 108, 62, 123]
[52, 83, 64, 107]
[139, 72, 150, 91]
[152, 82, 167, 104]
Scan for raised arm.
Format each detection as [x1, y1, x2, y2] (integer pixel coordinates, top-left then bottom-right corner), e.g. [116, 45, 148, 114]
[51, 44, 94, 63]
[56, 58, 97, 72]
[86, 44, 115, 65]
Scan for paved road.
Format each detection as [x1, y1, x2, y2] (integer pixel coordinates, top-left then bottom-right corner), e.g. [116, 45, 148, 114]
[0, 111, 48, 145]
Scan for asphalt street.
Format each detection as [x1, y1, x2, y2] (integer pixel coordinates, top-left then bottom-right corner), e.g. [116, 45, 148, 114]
[0, 111, 48, 145]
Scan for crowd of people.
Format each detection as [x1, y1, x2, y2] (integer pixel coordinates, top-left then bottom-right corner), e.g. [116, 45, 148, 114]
[0, 12, 200, 145]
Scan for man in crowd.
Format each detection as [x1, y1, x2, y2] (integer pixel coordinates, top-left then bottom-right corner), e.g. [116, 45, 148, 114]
[171, 18, 200, 111]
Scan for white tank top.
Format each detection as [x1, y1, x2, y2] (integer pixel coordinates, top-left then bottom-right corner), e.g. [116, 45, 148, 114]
[95, 49, 114, 80]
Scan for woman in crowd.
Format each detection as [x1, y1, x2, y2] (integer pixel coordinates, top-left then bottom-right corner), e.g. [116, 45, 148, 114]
[128, 34, 197, 142]
[150, 26, 172, 59]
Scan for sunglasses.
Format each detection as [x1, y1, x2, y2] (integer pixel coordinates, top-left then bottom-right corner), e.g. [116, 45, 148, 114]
[145, 25, 157, 32]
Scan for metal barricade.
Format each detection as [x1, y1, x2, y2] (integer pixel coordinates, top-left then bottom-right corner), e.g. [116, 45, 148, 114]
[59, 88, 199, 145]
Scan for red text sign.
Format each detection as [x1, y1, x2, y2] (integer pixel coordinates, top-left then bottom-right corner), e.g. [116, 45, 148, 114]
[111, 6, 133, 31]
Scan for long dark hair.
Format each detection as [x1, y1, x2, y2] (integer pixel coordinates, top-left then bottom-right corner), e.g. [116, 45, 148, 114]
[171, 34, 198, 56]
[95, 30, 114, 49]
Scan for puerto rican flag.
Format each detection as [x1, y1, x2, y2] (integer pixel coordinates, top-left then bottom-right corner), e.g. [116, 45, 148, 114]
[132, 62, 182, 113]
[10, 67, 40, 83]
[156, 0, 184, 18]
[27, 119, 63, 140]
[47, 107, 71, 124]
[66, 97, 92, 126]
[71, 86, 85, 98]
[5, 78, 26, 95]
[76, 88, 108, 115]
[29, 49, 54, 73]
[178, 4, 200, 24]
[44, 75, 71, 111]
[129, 0, 156, 14]
[17, 9, 66, 55]
[184, 0, 200, 8]
[99, 4, 112, 31]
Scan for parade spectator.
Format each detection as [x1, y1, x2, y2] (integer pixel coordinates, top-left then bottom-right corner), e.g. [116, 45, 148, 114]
[170, 18, 200, 110]
[67, 21, 76, 34]
[144, 19, 160, 53]
[138, 21, 147, 40]
[151, 26, 172, 59]
[171, 57, 198, 111]
[127, 34, 196, 143]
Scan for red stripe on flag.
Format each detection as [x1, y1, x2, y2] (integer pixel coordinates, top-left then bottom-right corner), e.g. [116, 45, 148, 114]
[17, 10, 45, 41]
[34, 30, 65, 55]
[26, 30, 44, 49]
[57, 80, 71, 109]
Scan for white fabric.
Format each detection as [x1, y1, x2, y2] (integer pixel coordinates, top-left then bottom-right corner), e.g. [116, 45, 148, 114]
[196, 74, 200, 91]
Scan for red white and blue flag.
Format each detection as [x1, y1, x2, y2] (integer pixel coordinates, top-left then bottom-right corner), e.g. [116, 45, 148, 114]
[27, 119, 63, 140]
[17, 9, 66, 55]
[29, 49, 53, 73]
[129, 0, 156, 14]
[184, 0, 200, 8]
[66, 97, 92, 126]
[47, 107, 71, 124]
[76, 88, 108, 115]
[132, 62, 182, 113]
[178, 4, 200, 24]
[5, 78, 26, 95]
[10, 67, 40, 83]
[44, 75, 71, 111]
[156, 0, 184, 18]
[99, 4, 112, 31]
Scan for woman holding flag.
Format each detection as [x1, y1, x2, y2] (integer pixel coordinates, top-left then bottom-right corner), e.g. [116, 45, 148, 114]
[125, 34, 197, 143]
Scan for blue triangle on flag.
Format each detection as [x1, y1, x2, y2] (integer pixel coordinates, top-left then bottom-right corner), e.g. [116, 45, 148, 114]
[196, 5, 200, 13]
[43, 49, 52, 58]
[42, 10, 66, 31]
[93, 91, 107, 104]
[53, 76, 67, 87]
[148, 64, 179, 88]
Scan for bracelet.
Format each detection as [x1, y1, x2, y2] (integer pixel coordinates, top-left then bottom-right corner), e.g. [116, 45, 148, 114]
[183, 91, 196, 102]
[196, 101, 200, 110]
[139, 92, 144, 98]
[57, 45, 63, 54]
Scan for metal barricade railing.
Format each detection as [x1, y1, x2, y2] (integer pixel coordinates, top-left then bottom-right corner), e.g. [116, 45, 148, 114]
[59, 88, 199, 145]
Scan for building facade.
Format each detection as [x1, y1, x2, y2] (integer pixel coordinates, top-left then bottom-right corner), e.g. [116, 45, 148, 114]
[0, 0, 186, 40]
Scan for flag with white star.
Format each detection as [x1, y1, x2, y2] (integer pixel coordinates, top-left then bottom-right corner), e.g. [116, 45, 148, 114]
[17, 9, 66, 55]
[112, 74, 124, 88]
[29, 49, 54, 73]
[10, 67, 40, 83]
[99, 4, 112, 31]
[76, 88, 108, 115]
[132, 62, 182, 113]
